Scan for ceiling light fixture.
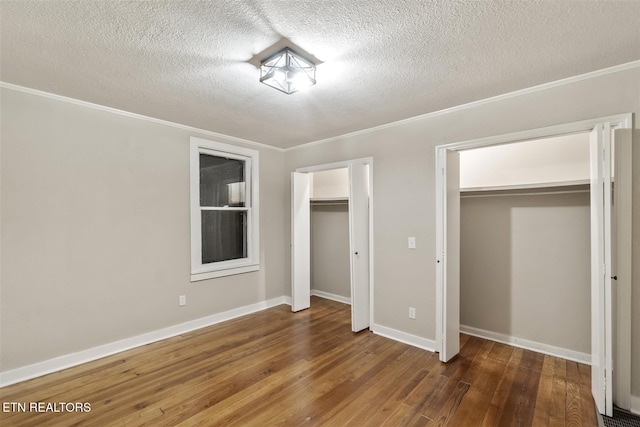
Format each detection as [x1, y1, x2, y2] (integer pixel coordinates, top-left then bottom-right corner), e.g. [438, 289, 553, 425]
[260, 48, 316, 94]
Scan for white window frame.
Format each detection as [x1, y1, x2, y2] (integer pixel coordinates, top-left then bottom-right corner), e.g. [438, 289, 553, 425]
[190, 137, 259, 281]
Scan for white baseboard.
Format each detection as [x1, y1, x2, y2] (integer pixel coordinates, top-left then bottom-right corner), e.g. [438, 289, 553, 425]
[371, 323, 437, 353]
[311, 289, 351, 305]
[630, 395, 640, 416]
[460, 325, 591, 365]
[0, 296, 291, 387]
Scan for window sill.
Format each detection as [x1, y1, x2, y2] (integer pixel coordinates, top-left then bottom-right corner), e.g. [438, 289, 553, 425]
[190, 264, 259, 282]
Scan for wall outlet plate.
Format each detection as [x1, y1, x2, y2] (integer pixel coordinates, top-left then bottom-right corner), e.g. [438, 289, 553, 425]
[179, 295, 186, 306]
[409, 307, 416, 319]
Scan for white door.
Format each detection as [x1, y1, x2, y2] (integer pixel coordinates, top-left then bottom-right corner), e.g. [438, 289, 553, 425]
[291, 172, 311, 312]
[613, 129, 633, 410]
[349, 163, 370, 332]
[590, 124, 613, 416]
[436, 148, 460, 362]
[444, 150, 460, 361]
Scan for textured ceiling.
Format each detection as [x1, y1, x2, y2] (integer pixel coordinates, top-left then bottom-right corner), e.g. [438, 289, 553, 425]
[1, 0, 639, 149]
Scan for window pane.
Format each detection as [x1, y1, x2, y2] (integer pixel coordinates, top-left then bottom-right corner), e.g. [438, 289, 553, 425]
[201, 210, 247, 263]
[200, 154, 245, 207]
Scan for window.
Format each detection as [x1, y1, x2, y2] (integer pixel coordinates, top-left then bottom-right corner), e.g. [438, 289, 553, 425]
[190, 137, 259, 281]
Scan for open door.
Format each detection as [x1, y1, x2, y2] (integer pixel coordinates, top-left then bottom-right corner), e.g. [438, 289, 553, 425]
[590, 124, 613, 417]
[349, 163, 370, 332]
[613, 129, 633, 410]
[291, 172, 311, 312]
[436, 148, 460, 362]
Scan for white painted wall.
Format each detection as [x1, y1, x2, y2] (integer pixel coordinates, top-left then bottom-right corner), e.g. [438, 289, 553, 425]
[310, 168, 349, 199]
[460, 132, 590, 189]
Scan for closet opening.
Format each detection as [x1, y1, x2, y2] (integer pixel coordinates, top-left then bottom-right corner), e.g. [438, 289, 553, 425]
[434, 113, 633, 417]
[292, 158, 374, 333]
[458, 132, 592, 367]
[310, 168, 352, 306]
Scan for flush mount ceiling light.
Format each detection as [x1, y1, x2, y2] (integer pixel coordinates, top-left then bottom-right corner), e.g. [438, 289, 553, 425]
[260, 48, 316, 94]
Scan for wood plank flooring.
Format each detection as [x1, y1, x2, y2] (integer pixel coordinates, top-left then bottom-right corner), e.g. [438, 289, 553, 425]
[0, 297, 598, 426]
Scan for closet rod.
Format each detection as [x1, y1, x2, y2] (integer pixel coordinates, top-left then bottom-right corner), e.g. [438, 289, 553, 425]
[310, 198, 349, 206]
[461, 188, 589, 199]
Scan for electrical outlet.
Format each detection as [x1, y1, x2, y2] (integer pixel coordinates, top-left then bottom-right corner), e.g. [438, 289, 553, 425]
[179, 295, 186, 306]
[409, 307, 416, 319]
[408, 237, 416, 249]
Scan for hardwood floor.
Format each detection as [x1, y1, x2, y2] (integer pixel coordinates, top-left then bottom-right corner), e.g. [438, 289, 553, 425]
[0, 297, 598, 426]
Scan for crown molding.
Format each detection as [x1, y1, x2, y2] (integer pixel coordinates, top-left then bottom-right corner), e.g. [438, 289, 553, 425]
[0, 82, 285, 153]
[286, 60, 640, 152]
[3, 60, 638, 154]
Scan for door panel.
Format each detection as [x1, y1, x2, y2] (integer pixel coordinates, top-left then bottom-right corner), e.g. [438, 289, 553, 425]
[590, 124, 613, 416]
[291, 172, 311, 312]
[436, 148, 461, 363]
[613, 129, 633, 409]
[349, 163, 370, 332]
[442, 150, 460, 362]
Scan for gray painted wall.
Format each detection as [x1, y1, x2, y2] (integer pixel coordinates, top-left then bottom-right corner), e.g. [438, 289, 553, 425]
[1, 65, 639, 400]
[0, 88, 287, 371]
[311, 204, 351, 299]
[460, 190, 591, 354]
[284, 66, 640, 397]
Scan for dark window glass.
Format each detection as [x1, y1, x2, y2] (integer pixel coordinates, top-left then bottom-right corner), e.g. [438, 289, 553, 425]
[199, 154, 245, 207]
[201, 210, 247, 263]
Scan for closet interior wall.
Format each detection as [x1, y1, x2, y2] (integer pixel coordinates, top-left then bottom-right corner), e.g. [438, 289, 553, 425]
[310, 168, 351, 302]
[459, 134, 592, 360]
[460, 187, 591, 358]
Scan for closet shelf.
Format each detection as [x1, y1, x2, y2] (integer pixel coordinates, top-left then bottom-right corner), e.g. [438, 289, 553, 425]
[461, 180, 590, 198]
[461, 179, 590, 193]
[310, 197, 349, 205]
